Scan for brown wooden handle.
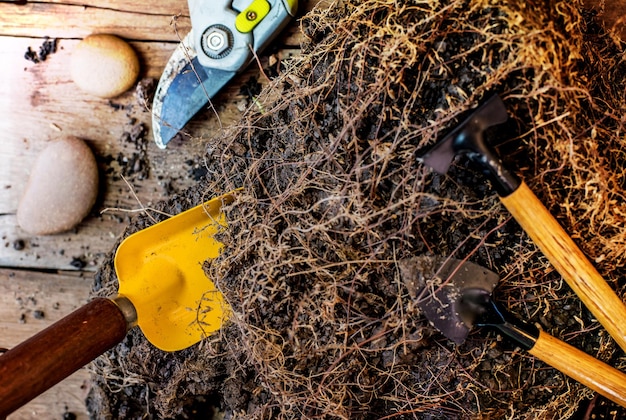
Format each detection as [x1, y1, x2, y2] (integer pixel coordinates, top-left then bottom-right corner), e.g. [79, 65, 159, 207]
[500, 181, 626, 353]
[529, 330, 626, 407]
[0, 298, 128, 417]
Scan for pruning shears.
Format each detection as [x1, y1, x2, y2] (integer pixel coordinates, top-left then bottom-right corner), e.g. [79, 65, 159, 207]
[152, 0, 298, 148]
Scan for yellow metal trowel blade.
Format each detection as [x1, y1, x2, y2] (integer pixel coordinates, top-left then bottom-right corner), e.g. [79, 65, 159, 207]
[114, 194, 233, 351]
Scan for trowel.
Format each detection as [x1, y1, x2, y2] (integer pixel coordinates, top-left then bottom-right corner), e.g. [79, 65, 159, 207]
[0, 193, 234, 417]
[399, 256, 626, 408]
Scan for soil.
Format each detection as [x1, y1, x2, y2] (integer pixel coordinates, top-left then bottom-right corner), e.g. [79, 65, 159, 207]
[100, 80, 158, 183]
[23, 36, 58, 63]
[88, 1, 626, 419]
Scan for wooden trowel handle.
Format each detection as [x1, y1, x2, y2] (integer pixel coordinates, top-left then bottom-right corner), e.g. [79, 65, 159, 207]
[529, 330, 626, 407]
[0, 298, 128, 417]
[500, 181, 626, 353]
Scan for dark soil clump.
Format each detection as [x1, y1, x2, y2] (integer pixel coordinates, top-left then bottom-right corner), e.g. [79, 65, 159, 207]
[88, 1, 626, 419]
[24, 36, 58, 63]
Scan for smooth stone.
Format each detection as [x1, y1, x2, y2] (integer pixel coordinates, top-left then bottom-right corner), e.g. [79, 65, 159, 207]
[17, 137, 99, 235]
[70, 34, 140, 98]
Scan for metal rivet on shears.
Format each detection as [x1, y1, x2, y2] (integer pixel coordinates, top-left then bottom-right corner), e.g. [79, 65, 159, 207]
[207, 32, 225, 50]
[201, 25, 233, 59]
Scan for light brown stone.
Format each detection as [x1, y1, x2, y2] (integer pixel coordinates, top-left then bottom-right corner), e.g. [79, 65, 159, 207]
[17, 137, 99, 235]
[70, 34, 140, 98]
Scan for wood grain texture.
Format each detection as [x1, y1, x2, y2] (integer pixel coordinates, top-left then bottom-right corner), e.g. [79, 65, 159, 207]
[0, 0, 188, 15]
[0, 3, 191, 40]
[529, 330, 626, 407]
[500, 181, 626, 353]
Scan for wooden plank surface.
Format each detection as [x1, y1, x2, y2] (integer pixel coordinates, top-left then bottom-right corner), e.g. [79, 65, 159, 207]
[0, 0, 325, 418]
[0, 3, 191, 40]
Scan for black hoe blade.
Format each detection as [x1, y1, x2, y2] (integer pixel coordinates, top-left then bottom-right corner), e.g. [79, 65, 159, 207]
[419, 95, 509, 174]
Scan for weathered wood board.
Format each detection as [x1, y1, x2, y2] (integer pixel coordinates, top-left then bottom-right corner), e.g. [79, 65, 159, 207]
[0, 0, 324, 418]
[0, 2, 191, 40]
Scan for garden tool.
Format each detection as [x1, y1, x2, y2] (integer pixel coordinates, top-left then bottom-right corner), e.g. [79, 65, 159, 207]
[152, 0, 298, 148]
[0, 194, 233, 417]
[418, 94, 626, 354]
[399, 255, 626, 407]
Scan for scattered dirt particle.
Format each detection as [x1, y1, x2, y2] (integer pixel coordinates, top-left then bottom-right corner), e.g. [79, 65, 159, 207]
[38, 37, 57, 61]
[107, 101, 126, 111]
[24, 47, 38, 63]
[239, 76, 262, 99]
[70, 256, 87, 269]
[134, 78, 156, 109]
[116, 122, 150, 180]
[12, 239, 25, 250]
[186, 162, 208, 181]
[24, 36, 58, 63]
[33, 310, 45, 319]
[62, 411, 77, 420]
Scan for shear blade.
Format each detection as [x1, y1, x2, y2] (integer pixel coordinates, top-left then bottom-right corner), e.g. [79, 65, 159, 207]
[152, 33, 237, 148]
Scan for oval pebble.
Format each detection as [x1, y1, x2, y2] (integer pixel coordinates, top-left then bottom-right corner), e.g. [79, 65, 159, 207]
[17, 137, 99, 235]
[70, 34, 140, 98]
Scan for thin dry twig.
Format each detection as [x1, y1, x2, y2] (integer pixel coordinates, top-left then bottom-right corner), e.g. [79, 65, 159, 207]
[99, 175, 170, 222]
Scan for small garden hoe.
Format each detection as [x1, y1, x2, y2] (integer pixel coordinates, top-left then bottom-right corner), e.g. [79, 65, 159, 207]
[0, 194, 233, 417]
[419, 94, 626, 354]
[399, 255, 626, 407]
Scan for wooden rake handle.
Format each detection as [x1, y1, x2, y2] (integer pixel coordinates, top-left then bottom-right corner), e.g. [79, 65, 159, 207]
[530, 330, 626, 407]
[0, 298, 128, 417]
[500, 181, 626, 353]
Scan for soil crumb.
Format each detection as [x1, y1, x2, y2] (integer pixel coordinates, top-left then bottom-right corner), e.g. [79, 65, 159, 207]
[24, 36, 58, 63]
